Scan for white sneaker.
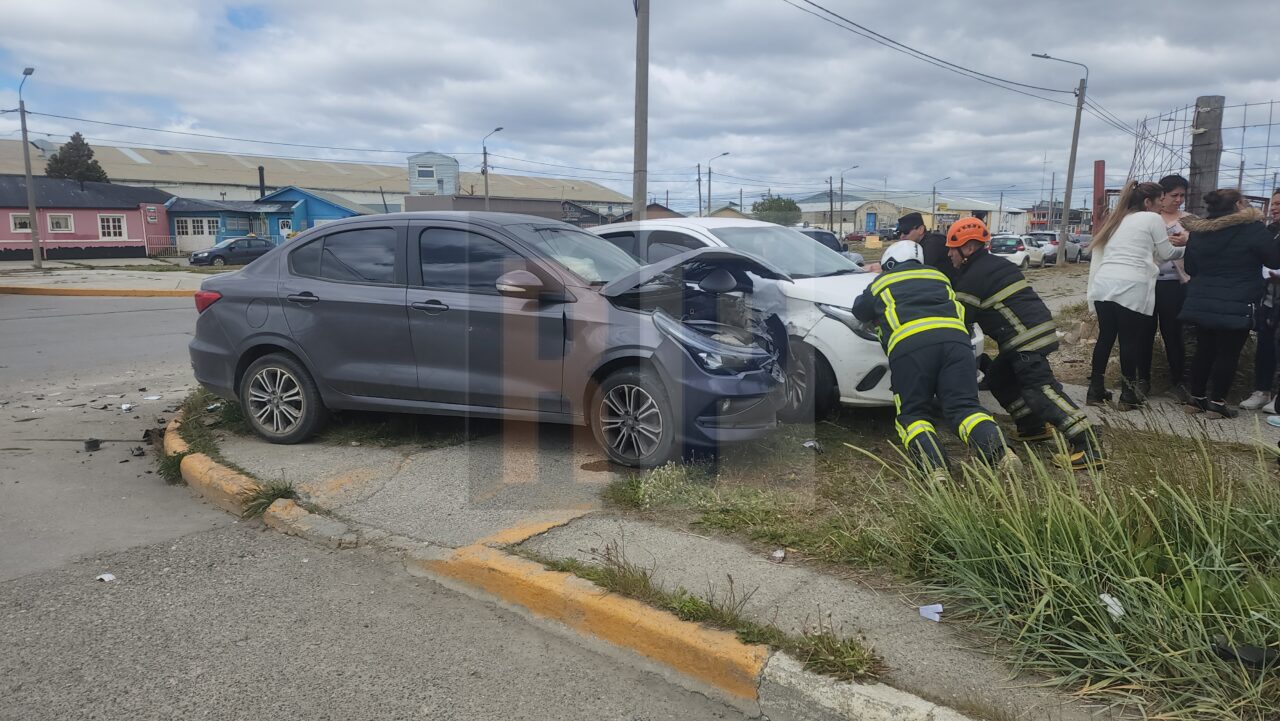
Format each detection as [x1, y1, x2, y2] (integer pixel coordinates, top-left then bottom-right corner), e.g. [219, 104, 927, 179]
[1240, 391, 1272, 410]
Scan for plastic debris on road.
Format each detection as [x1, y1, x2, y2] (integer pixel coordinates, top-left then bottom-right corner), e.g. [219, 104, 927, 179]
[918, 603, 944, 622]
[206, 403, 223, 412]
[130, 446, 146, 457]
[120, 403, 136, 412]
[770, 548, 787, 563]
[142, 395, 162, 401]
[1099, 593, 1125, 620]
[95, 573, 116, 583]
[83, 439, 101, 452]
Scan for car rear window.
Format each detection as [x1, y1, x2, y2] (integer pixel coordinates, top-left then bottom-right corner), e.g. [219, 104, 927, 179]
[991, 237, 1020, 252]
[289, 227, 397, 284]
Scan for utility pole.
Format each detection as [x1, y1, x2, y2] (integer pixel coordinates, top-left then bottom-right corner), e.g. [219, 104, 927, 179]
[838, 163, 858, 237]
[1032, 53, 1087, 267]
[631, 0, 650, 221]
[1048, 172, 1056, 233]
[706, 152, 728, 217]
[1237, 158, 1246, 190]
[739, 188, 743, 211]
[997, 191, 1004, 233]
[827, 177, 834, 231]
[696, 163, 703, 216]
[18, 67, 41, 269]
[482, 126, 502, 211]
[1188, 96, 1225, 218]
[931, 176, 950, 229]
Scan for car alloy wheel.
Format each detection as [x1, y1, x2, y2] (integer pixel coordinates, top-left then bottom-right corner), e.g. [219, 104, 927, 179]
[599, 384, 664, 461]
[212, 256, 226, 266]
[247, 367, 305, 435]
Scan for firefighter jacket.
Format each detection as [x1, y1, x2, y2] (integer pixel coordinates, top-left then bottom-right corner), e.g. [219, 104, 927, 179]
[851, 260, 971, 359]
[952, 248, 1058, 355]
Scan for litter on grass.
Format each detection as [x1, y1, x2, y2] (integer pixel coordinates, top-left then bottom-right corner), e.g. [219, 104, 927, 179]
[918, 603, 944, 622]
[801, 439, 823, 452]
[1099, 593, 1125, 620]
[770, 548, 787, 563]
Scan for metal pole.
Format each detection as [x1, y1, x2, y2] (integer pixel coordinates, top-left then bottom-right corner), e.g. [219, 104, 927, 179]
[696, 163, 702, 217]
[1057, 74, 1086, 267]
[19, 98, 41, 269]
[998, 191, 1004, 232]
[931, 185, 937, 226]
[631, 0, 650, 221]
[1048, 172, 1055, 233]
[839, 175, 844, 236]
[707, 165, 712, 217]
[828, 177, 834, 231]
[483, 144, 490, 211]
[1237, 158, 1246, 191]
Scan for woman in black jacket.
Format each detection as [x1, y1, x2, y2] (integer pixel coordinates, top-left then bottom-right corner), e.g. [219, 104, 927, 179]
[1179, 189, 1280, 418]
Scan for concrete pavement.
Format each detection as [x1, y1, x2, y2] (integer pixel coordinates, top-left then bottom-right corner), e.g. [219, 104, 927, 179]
[1, 525, 745, 721]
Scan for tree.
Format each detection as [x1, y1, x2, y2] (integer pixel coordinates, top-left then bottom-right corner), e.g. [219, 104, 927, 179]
[45, 132, 109, 186]
[751, 196, 801, 226]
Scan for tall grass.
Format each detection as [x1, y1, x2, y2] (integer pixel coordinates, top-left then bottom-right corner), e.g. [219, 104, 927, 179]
[855, 436, 1280, 719]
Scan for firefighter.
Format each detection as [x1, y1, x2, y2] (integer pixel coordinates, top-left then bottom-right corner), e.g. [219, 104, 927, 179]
[852, 240, 1020, 476]
[945, 217, 1105, 470]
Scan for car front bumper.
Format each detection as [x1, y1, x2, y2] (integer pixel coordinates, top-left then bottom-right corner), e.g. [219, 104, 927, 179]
[652, 340, 783, 448]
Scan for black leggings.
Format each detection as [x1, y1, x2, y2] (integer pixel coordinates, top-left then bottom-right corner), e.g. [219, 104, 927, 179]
[1147, 280, 1186, 383]
[1092, 301, 1156, 387]
[1189, 327, 1250, 401]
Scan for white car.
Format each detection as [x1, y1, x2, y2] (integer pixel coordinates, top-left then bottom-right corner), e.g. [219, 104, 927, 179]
[990, 234, 1047, 269]
[589, 218, 982, 421]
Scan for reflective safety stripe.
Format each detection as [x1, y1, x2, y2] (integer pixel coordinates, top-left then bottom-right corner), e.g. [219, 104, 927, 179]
[1062, 415, 1091, 438]
[883, 288, 902, 328]
[954, 291, 981, 307]
[902, 420, 936, 445]
[1041, 385, 1080, 416]
[995, 303, 1027, 335]
[1006, 319, 1057, 350]
[870, 268, 951, 295]
[957, 411, 996, 444]
[1008, 399, 1033, 420]
[979, 279, 1029, 309]
[1018, 333, 1059, 353]
[886, 317, 969, 354]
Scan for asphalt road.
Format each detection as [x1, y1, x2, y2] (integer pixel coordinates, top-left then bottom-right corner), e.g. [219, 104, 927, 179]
[0, 295, 744, 720]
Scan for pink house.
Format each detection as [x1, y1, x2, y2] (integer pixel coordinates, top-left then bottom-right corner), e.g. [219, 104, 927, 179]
[0, 175, 172, 260]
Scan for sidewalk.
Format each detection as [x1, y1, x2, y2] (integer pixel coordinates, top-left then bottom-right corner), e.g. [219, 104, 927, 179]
[0, 265, 208, 296]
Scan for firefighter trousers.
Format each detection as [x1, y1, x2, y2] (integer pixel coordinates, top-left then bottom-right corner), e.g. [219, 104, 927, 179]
[890, 342, 1006, 470]
[986, 350, 1094, 447]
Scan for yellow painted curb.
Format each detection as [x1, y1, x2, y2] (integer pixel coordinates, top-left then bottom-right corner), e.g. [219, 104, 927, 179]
[163, 414, 255, 515]
[0, 285, 196, 297]
[415, 544, 771, 700]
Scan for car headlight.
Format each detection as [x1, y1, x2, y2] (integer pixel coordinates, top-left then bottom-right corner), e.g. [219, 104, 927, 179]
[816, 303, 879, 342]
[194, 252, 208, 257]
[652, 309, 772, 376]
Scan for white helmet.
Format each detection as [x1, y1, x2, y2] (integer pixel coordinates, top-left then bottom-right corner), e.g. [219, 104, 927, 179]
[881, 240, 924, 271]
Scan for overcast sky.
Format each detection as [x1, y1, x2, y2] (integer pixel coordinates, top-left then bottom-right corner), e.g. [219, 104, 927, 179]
[2, 0, 1277, 214]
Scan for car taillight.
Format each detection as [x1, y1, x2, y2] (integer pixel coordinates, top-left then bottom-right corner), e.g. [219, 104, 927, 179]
[194, 290, 222, 313]
[1015, 243, 1025, 251]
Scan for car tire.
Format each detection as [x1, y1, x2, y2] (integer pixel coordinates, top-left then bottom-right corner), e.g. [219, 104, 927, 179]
[238, 353, 327, 444]
[779, 341, 836, 423]
[212, 256, 226, 266]
[1021, 258, 1030, 270]
[589, 367, 676, 468]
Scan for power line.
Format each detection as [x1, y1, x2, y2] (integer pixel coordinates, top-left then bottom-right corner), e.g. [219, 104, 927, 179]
[780, 0, 1075, 108]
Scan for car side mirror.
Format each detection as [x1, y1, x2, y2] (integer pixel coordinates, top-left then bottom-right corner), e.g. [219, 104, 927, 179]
[496, 269, 549, 300]
[698, 268, 738, 294]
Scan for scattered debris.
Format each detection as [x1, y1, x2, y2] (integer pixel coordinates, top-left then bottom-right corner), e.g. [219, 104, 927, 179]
[206, 403, 224, 412]
[1099, 593, 1125, 620]
[1212, 634, 1277, 669]
[142, 395, 162, 401]
[770, 548, 787, 563]
[118, 459, 129, 464]
[918, 603, 944, 622]
[95, 573, 116, 583]
[801, 439, 823, 452]
[350, 441, 361, 447]
[142, 428, 165, 446]
[130, 446, 146, 457]
[84, 439, 102, 452]
[120, 403, 135, 412]
[137, 387, 147, 392]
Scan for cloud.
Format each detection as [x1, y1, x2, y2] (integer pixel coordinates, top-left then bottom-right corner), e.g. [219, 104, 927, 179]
[0, 0, 1276, 212]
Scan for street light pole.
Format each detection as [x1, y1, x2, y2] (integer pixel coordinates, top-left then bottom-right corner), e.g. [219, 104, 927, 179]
[482, 126, 503, 211]
[1033, 52, 1088, 268]
[706, 152, 728, 217]
[18, 67, 41, 269]
[931, 176, 950, 230]
[632, 0, 650, 221]
[839, 163, 858, 237]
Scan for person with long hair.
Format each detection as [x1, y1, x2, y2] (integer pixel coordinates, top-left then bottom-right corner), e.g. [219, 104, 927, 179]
[1086, 181, 1188, 409]
[1179, 189, 1280, 418]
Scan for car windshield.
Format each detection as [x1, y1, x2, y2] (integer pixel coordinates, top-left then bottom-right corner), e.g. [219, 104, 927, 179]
[991, 237, 1020, 253]
[212, 238, 242, 249]
[507, 224, 640, 284]
[709, 225, 858, 279]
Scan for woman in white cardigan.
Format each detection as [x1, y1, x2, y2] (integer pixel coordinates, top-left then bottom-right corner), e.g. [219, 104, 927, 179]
[1086, 181, 1188, 409]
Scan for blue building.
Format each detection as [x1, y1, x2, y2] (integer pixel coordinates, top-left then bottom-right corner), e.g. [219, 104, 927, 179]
[166, 186, 373, 253]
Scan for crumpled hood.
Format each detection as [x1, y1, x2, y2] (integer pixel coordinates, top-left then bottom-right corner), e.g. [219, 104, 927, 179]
[601, 247, 791, 297]
[773, 271, 875, 307]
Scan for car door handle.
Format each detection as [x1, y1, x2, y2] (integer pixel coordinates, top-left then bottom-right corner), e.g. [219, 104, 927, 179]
[286, 292, 320, 305]
[411, 300, 449, 314]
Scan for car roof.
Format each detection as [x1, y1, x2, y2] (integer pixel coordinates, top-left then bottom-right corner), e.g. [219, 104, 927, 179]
[596, 217, 779, 233]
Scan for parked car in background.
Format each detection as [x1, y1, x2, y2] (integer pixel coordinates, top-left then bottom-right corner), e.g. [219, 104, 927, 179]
[189, 212, 790, 468]
[1071, 233, 1092, 261]
[189, 235, 275, 266]
[795, 227, 865, 267]
[990, 234, 1045, 269]
[1028, 229, 1082, 263]
[588, 217, 983, 422]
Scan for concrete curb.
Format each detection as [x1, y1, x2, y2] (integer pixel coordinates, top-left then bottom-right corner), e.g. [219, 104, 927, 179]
[158, 414, 979, 721]
[0, 285, 196, 297]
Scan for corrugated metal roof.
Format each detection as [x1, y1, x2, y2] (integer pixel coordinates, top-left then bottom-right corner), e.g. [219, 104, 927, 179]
[0, 139, 629, 204]
[0, 174, 172, 208]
